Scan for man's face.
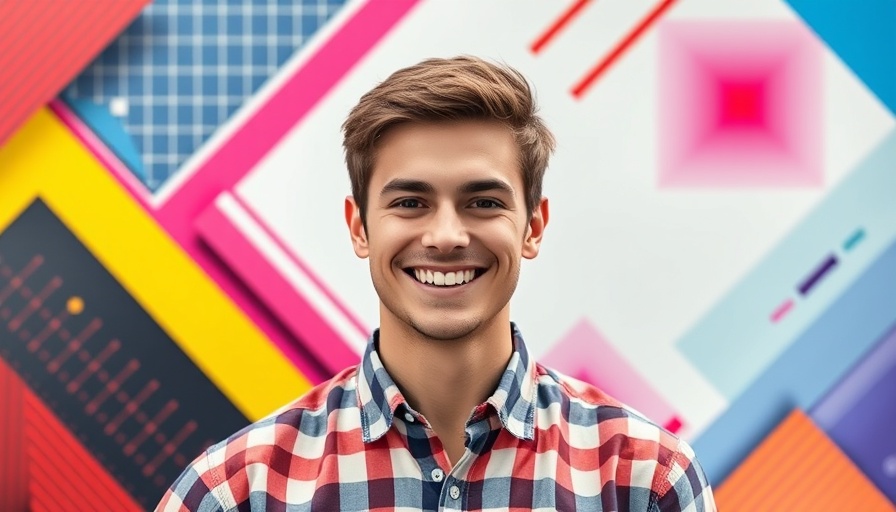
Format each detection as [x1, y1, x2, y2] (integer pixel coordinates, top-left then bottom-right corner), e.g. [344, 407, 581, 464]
[345, 120, 548, 341]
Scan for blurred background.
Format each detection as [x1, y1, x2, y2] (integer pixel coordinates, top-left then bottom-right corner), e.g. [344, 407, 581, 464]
[0, 0, 894, 509]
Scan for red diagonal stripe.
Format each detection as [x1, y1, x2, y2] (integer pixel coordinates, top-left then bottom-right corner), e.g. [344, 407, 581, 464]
[531, 0, 593, 54]
[0, 1, 80, 110]
[571, 0, 679, 98]
[0, 360, 28, 512]
[26, 424, 118, 508]
[0, 0, 149, 144]
[3, 2, 115, 126]
[3, 0, 78, 68]
[28, 475, 68, 512]
[24, 391, 141, 510]
[0, 1, 36, 71]
[28, 453, 99, 511]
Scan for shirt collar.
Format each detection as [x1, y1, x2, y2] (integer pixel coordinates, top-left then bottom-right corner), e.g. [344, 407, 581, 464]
[356, 323, 538, 443]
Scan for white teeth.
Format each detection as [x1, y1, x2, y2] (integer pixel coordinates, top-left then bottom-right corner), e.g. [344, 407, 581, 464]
[412, 268, 478, 286]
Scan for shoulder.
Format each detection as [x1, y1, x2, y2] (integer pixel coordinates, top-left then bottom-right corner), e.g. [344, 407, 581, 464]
[154, 366, 360, 511]
[533, 362, 647, 426]
[533, 363, 678, 452]
[533, 364, 717, 511]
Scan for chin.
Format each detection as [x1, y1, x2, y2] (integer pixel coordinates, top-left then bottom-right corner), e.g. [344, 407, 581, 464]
[408, 316, 482, 341]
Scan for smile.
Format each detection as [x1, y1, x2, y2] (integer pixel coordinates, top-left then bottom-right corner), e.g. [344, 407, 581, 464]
[405, 268, 483, 287]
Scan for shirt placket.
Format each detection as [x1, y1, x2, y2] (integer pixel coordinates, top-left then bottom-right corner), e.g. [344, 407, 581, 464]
[398, 406, 458, 511]
[437, 412, 495, 511]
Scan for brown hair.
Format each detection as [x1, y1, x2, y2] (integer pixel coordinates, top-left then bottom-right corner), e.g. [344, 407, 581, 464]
[342, 55, 555, 222]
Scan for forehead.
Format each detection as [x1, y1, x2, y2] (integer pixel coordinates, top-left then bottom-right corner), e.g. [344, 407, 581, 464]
[371, 120, 521, 189]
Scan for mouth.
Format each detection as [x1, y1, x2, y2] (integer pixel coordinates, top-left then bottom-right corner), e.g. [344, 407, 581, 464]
[402, 267, 486, 288]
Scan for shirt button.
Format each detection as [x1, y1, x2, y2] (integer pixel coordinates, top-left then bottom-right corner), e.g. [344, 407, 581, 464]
[449, 485, 460, 500]
[404, 412, 414, 422]
[431, 468, 444, 482]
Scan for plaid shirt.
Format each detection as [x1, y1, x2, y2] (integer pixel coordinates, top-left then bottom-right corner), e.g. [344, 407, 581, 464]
[156, 325, 716, 511]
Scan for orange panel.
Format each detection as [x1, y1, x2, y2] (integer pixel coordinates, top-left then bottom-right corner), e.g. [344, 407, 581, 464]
[716, 409, 894, 511]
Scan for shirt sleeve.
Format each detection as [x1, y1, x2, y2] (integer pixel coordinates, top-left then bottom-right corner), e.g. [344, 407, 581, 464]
[154, 450, 227, 512]
[651, 438, 718, 512]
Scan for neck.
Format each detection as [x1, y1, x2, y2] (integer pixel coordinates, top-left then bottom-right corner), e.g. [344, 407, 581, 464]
[376, 310, 513, 464]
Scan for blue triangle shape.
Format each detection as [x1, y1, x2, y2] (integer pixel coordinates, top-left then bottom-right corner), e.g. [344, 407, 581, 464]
[62, 96, 146, 182]
[785, 0, 896, 115]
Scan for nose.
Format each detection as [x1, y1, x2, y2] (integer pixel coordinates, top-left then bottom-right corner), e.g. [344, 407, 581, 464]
[421, 205, 470, 253]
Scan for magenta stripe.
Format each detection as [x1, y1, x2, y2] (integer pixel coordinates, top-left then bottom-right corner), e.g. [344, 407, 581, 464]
[231, 192, 369, 338]
[194, 201, 361, 372]
[152, 0, 417, 375]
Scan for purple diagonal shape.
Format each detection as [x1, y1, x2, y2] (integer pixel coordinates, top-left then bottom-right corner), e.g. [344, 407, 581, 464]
[798, 254, 838, 296]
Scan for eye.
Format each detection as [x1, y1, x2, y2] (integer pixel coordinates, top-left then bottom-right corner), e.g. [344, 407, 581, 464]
[395, 198, 423, 208]
[472, 198, 503, 209]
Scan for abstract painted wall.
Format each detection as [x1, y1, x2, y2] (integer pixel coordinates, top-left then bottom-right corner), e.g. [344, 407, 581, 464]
[1, 0, 894, 509]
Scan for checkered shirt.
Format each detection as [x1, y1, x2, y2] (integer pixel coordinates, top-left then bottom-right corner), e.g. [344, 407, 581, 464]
[156, 325, 716, 511]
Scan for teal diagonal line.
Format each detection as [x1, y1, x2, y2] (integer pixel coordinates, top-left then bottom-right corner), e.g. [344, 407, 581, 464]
[785, 0, 896, 115]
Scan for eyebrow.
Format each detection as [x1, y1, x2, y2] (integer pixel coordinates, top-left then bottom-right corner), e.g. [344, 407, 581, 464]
[379, 178, 515, 197]
[379, 179, 435, 197]
[458, 179, 515, 197]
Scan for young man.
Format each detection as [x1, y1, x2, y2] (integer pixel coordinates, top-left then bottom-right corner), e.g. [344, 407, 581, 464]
[157, 56, 717, 511]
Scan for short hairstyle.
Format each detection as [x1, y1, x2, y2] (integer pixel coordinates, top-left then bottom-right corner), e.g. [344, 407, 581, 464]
[342, 55, 555, 223]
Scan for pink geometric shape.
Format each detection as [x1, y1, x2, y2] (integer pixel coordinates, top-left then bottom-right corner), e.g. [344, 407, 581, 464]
[719, 81, 766, 128]
[541, 318, 683, 433]
[50, 0, 422, 380]
[658, 21, 823, 188]
[194, 194, 366, 374]
[770, 298, 795, 323]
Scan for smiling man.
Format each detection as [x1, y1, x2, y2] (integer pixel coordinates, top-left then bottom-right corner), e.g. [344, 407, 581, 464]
[157, 56, 717, 512]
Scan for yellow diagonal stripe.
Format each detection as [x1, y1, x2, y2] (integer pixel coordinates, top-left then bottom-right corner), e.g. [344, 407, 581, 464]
[0, 108, 311, 421]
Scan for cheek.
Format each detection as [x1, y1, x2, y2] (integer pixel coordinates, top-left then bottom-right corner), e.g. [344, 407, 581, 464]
[479, 220, 526, 258]
[370, 219, 418, 262]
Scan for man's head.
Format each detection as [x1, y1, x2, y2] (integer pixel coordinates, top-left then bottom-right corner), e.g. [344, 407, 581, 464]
[342, 56, 555, 225]
[342, 56, 555, 341]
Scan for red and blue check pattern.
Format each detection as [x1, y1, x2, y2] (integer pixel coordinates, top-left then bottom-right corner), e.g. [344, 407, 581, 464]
[156, 325, 716, 511]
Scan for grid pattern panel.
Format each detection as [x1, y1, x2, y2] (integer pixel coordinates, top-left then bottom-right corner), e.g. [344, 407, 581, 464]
[63, 0, 346, 191]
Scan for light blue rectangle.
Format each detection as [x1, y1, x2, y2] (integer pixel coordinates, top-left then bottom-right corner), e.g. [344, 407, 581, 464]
[692, 235, 896, 485]
[678, 130, 896, 399]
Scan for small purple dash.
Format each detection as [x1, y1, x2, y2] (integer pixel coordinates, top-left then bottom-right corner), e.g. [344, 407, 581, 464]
[798, 254, 838, 296]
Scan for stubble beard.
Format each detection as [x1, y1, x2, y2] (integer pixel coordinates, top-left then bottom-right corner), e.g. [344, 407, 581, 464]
[407, 315, 482, 342]
[372, 264, 521, 344]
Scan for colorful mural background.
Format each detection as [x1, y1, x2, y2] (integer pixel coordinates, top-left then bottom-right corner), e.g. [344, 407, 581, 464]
[1, 0, 894, 509]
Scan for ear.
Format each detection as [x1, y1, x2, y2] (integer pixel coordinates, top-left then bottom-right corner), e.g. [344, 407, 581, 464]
[522, 197, 549, 259]
[344, 196, 369, 258]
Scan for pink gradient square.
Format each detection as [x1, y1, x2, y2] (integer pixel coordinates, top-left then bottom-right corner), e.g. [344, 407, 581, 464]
[719, 81, 766, 127]
[540, 318, 682, 433]
[658, 21, 823, 188]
